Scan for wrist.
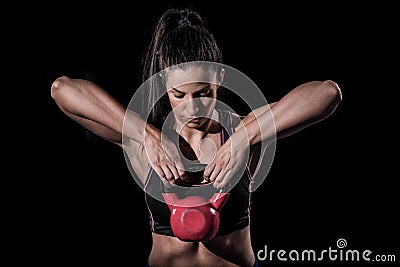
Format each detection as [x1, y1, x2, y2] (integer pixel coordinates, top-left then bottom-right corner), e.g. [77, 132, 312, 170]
[242, 123, 258, 145]
[234, 126, 255, 146]
[145, 123, 162, 141]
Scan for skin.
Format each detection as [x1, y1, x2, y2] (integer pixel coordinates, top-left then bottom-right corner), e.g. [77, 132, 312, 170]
[164, 67, 223, 167]
[50, 68, 342, 266]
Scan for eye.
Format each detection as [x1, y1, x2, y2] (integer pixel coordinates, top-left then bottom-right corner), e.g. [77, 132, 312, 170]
[174, 94, 184, 99]
[199, 90, 211, 97]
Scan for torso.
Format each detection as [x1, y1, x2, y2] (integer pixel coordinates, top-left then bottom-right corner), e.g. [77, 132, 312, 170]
[124, 109, 259, 267]
[149, 226, 255, 267]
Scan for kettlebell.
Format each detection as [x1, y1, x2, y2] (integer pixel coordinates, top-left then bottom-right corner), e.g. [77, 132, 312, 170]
[161, 164, 229, 242]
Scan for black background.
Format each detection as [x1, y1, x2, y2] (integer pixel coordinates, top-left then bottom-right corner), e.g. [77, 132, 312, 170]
[13, 1, 399, 266]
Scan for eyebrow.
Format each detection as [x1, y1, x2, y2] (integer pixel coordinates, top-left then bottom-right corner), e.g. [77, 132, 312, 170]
[170, 85, 210, 94]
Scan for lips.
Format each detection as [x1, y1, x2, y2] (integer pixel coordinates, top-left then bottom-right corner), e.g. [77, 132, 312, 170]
[188, 118, 201, 123]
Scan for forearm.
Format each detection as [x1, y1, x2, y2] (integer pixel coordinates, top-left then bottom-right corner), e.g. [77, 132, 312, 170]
[243, 80, 342, 145]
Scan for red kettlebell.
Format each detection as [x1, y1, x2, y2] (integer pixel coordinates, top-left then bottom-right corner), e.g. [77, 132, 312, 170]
[162, 190, 229, 242]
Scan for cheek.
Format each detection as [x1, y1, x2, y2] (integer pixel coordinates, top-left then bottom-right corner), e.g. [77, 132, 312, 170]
[168, 97, 185, 117]
[202, 91, 217, 107]
[200, 97, 216, 107]
[167, 95, 178, 109]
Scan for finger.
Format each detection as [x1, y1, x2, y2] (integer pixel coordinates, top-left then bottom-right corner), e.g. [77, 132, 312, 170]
[153, 166, 174, 187]
[153, 165, 166, 180]
[168, 165, 181, 181]
[209, 165, 222, 183]
[174, 161, 187, 179]
[214, 169, 232, 190]
[161, 165, 174, 182]
[213, 167, 227, 188]
[203, 162, 216, 181]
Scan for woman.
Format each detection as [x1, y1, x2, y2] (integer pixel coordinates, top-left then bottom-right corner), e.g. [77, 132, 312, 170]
[50, 8, 342, 267]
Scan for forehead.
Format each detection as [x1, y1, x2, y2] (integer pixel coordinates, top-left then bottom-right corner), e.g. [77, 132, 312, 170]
[165, 66, 218, 89]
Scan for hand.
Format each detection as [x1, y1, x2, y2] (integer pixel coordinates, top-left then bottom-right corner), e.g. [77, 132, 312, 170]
[203, 128, 250, 189]
[144, 123, 186, 186]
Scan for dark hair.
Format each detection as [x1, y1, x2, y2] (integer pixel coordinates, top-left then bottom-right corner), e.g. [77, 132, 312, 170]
[140, 8, 223, 130]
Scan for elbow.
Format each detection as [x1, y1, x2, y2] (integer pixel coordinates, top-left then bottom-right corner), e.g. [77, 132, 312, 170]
[311, 80, 342, 120]
[50, 76, 71, 103]
[321, 80, 342, 106]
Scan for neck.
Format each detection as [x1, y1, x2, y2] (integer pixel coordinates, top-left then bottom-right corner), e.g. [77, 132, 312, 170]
[175, 109, 219, 143]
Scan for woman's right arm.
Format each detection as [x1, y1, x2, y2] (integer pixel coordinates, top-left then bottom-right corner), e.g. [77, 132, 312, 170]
[50, 76, 185, 183]
[50, 76, 145, 146]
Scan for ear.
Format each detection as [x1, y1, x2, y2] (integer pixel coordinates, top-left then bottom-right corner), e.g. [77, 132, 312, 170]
[218, 68, 225, 86]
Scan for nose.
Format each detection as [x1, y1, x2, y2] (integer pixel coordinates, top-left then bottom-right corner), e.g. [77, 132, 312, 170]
[186, 98, 200, 116]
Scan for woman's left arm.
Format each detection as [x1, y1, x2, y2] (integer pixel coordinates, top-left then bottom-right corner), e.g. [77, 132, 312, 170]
[243, 80, 342, 144]
[205, 80, 342, 188]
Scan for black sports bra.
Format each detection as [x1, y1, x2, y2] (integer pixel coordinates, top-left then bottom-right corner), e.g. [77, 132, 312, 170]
[144, 109, 253, 237]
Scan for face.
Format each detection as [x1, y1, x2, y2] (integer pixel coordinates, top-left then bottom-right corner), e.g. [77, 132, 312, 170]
[165, 67, 224, 129]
